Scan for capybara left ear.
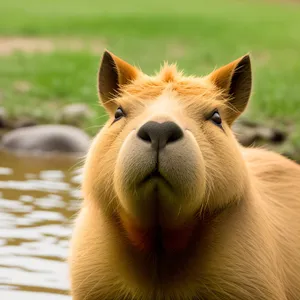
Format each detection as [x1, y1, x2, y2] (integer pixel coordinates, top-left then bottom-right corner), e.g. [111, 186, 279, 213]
[209, 54, 252, 124]
[98, 50, 139, 108]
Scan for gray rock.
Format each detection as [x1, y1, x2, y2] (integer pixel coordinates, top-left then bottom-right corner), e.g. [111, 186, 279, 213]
[0, 107, 8, 128]
[13, 117, 37, 129]
[59, 103, 95, 125]
[232, 125, 257, 146]
[232, 120, 286, 147]
[1, 124, 91, 155]
[254, 126, 285, 143]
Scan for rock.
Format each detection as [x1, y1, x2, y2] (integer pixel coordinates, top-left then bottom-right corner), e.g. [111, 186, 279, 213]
[254, 126, 286, 143]
[59, 103, 95, 125]
[0, 110, 37, 130]
[0, 107, 8, 128]
[233, 126, 257, 146]
[232, 121, 258, 146]
[12, 117, 37, 129]
[232, 120, 287, 147]
[0, 124, 91, 155]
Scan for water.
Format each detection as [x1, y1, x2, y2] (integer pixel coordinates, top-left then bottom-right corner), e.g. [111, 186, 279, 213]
[0, 150, 84, 299]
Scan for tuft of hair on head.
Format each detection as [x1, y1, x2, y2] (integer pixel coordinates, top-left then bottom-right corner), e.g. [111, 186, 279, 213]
[157, 62, 183, 83]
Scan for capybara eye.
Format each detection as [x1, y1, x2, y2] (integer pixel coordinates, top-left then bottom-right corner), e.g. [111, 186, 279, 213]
[210, 111, 222, 126]
[114, 107, 125, 122]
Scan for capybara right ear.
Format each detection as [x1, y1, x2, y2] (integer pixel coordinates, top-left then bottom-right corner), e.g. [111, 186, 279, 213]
[209, 54, 252, 125]
[98, 50, 139, 109]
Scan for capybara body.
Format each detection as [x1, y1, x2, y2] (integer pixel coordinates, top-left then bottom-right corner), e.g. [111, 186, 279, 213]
[69, 51, 300, 300]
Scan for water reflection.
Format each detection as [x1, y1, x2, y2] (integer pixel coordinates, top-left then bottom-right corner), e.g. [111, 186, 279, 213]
[0, 151, 83, 299]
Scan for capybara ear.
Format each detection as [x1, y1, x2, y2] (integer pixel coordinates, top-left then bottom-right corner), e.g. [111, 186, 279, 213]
[98, 50, 139, 108]
[209, 54, 252, 124]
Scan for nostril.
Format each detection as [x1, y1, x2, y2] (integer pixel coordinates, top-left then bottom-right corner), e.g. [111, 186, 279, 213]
[137, 126, 152, 143]
[165, 122, 183, 144]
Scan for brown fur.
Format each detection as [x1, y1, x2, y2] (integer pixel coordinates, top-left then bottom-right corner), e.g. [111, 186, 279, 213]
[69, 51, 300, 300]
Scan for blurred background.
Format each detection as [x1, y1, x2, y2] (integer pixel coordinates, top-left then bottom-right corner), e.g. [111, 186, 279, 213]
[0, 0, 299, 299]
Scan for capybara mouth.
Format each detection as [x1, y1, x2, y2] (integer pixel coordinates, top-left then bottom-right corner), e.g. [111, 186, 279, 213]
[139, 168, 172, 189]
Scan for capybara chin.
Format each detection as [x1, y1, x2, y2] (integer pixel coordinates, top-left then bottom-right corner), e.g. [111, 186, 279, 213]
[69, 51, 300, 300]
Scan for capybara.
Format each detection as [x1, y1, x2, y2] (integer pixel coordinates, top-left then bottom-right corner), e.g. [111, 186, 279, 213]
[69, 51, 300, 300]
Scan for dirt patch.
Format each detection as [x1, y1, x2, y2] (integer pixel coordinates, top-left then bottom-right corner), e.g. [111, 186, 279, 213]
[13, 81, 32, 93]
[0, 37, 53, 55]
[0, 37, 106, 56]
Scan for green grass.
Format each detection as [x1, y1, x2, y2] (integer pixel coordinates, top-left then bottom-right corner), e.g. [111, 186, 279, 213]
[0, 0, 300, 145]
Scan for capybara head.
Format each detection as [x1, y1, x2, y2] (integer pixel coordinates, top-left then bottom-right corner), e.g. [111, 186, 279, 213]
[83, 51, 252, 253]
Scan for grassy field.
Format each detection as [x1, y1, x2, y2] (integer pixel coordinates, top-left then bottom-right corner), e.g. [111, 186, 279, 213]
[0, 0, 300, 147]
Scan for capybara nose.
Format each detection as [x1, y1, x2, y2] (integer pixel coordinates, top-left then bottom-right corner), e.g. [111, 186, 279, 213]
[137, 121, 183, 150]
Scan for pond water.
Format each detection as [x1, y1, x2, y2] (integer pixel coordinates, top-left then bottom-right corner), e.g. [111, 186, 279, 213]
[0, 150, 83, 299]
